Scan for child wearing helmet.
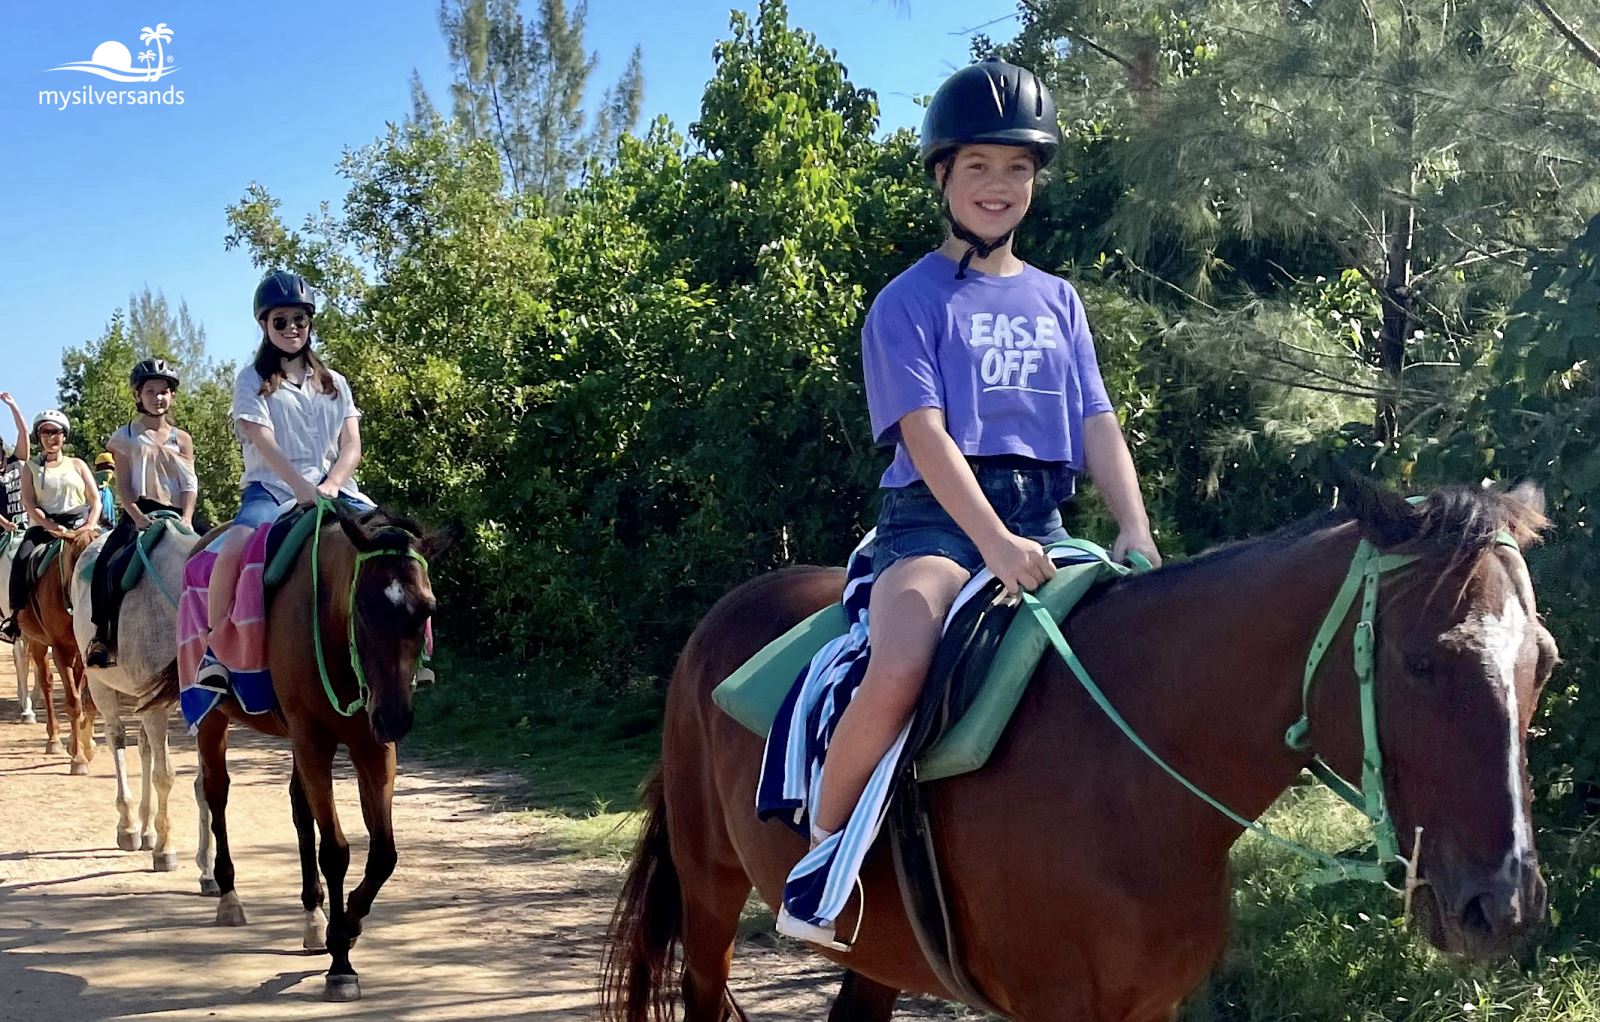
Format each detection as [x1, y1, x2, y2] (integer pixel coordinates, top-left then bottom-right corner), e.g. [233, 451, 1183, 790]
[94, 452, 118, 528]
[0, 410, 101, 639]
[197, 271, 373, 686]
[777, 59, 1162, 944]
[84, 359, 201, 667]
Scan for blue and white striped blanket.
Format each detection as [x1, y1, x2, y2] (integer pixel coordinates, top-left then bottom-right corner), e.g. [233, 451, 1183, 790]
[755, 530, 1096, 931]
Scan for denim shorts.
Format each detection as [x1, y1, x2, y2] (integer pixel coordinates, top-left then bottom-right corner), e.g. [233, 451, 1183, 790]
[234, 481, 374, 529]
[873, 457, 1076, 574]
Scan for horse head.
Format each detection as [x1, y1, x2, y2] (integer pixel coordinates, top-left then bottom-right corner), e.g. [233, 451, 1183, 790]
[1322, 480, 1558, 960]
[327, 506, 458, 745]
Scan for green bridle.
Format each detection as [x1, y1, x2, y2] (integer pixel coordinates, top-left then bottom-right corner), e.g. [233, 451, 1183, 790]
[1025, 529, 1522, 886]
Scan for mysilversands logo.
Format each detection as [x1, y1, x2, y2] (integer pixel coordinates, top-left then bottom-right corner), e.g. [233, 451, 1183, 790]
[39, 22, 185, 110]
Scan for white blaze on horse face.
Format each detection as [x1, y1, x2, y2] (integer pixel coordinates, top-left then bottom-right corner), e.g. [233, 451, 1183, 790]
[384, 580, 405, 608]
[1476, 588, 1532, 878]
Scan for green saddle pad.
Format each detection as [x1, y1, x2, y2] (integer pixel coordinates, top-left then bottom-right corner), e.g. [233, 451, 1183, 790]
[712, 539, 1136, 782]
[119, 515, 197, 592]
[264, 507, 323, 591]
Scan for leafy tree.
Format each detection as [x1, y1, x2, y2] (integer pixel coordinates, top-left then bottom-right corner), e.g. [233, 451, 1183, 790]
[415, 0, 644, 203]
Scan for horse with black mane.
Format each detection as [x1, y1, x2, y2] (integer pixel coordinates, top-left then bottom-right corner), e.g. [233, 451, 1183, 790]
[169, 500, 453, 1002]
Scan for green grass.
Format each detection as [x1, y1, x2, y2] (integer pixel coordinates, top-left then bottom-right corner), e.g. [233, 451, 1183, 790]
[1187, 786, 1600, 1021]
[406, 648, 662, 816]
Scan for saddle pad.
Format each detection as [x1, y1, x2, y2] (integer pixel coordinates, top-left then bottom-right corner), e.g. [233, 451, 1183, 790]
[264, 507, 320, 590]
[713, 542, 1131, 781]
[118, 517, 196, 592]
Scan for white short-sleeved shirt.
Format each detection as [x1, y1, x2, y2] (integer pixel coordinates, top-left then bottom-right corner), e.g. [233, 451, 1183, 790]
[232, 363, 369, 504]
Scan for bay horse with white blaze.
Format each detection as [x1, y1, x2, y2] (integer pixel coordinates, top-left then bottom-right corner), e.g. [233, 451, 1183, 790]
[168, 501, 452, 1002]
[603, 482, 1558, 1022]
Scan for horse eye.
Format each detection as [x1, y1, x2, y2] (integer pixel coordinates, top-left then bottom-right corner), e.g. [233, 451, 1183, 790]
[1404, 654, 1435, 679]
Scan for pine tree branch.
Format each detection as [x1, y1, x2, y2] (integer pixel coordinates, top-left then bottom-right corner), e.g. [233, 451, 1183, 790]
[1524, 0, 1600, 72]
[489, 77, 523, 194]
[1014, 0, 1134, 70]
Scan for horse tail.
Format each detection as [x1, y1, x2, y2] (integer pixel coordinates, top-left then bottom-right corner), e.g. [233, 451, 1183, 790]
[600, 764, 682, 1022]
[134, 659, 180, 714]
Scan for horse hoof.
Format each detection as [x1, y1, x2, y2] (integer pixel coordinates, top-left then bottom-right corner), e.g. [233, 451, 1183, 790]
[199, 878, 221, 897]
[69, 761, 89, 777]
[19, 712, 34, 724]
[303, 907, 328, 951]
[215, 894, 247, 927]
[152, 851, 179, 873]
[45, 740, 59, 754]
[323, 975, 361, 1002]
[117, 831, 138, 851]
[140, 835, 154, 851]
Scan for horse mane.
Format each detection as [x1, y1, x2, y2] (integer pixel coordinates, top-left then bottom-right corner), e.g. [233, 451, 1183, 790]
[1130, 481, 1548, 593]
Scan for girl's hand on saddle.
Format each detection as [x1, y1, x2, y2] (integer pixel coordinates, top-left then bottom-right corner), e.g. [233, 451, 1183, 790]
[981, 531, 1057, 599]
[127, 508, 151, 531]
[291, 479, 322, 507]
[1112, 528, 1163, 569]
[315, 479, 342, 501]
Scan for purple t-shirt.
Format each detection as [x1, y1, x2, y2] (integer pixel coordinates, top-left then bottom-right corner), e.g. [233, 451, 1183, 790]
[862, 251, 1115, 488]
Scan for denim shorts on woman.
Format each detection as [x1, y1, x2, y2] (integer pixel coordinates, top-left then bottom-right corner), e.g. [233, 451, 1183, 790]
[873, 456, 1076, 575]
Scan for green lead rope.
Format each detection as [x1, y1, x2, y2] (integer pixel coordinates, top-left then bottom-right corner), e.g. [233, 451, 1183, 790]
[309, 498, 430, 718]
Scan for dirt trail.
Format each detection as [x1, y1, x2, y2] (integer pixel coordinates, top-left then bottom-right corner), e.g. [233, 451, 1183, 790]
[0, 662, 965, 1021]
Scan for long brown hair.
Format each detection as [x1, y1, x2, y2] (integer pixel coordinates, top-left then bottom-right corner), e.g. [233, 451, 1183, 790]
[252, 324, 337, 399]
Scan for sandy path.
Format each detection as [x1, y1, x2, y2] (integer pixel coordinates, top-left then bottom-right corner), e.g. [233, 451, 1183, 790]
[0, 662, 968, 1021]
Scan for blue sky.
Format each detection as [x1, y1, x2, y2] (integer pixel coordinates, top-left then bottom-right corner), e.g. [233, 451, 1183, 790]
[0, 0, 1022, 430]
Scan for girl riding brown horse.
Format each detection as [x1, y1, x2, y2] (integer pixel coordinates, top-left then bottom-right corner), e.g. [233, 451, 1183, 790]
[178, 501, 451, 1002]
[603, 482, 1557, 1022]
[8, 409, 102, 772]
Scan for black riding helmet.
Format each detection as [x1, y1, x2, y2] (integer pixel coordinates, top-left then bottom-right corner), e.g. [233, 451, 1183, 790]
[920, 58, 1060, 278]
[130, 358, 181, 391]
[253, 270, 317, 321]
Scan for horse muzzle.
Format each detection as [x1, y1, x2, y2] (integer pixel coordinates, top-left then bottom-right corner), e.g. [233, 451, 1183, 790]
[1418, 855, 1546, 961]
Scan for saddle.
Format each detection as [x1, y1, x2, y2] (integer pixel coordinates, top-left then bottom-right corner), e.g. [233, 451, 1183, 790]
[715, 539, 1142, 1012]
[113, 513, 195, 594]
[263, 503, 331, 591]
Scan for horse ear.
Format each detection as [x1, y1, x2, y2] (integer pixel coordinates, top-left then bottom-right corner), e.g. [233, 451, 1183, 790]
[1345, 474, 1420, 547]
[336, 511, 373, 551]
[420, 520, 464, 563]
[1506, 480, 1547, 519]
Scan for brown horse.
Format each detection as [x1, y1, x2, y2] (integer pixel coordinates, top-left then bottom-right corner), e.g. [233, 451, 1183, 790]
[603, 483, 1559, 1022]
[17, 529, 97, 774]
[178, 503, 452, 1002]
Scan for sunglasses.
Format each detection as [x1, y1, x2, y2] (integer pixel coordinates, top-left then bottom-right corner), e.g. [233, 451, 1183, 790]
[270, 313, 310, 332]
[37, 428, 64, 437]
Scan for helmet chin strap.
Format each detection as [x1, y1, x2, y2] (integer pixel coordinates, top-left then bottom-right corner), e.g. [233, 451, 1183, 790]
[940, 172, 1010, 279]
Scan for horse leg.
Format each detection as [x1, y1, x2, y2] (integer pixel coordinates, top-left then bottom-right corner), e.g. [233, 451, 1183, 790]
[294, 738, 357, 1001]
[102, 686, 137, 850]
[827, 972, 900, 1022]
[54, 646, 90, 775]
[679, 863, 754, 1021]
[289, 760, 328, 950]
[14, 638, 34, 724]
[194, 765, 219, 896]
[34, 645, 56, 753]
[145, 709, 178, 872]
[197, 713, 245, 923]
[137, 715, 156, 849]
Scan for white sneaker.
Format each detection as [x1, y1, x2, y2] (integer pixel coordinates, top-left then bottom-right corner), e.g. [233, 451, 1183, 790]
[775, 906, 845, 950]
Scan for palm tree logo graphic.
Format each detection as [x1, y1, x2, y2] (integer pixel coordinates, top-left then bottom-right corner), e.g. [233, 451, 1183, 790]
[48, 22, 179, 83]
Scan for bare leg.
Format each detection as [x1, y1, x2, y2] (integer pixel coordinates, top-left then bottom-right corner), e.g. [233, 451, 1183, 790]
[205, 527, 251, 639]
[813, 555, 969, 834]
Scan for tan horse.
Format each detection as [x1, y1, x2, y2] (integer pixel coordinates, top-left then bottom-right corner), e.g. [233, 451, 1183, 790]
[72, 519, 194, 870]
[17, 530, 96, 773]
[604, 483, 1558, 1022]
